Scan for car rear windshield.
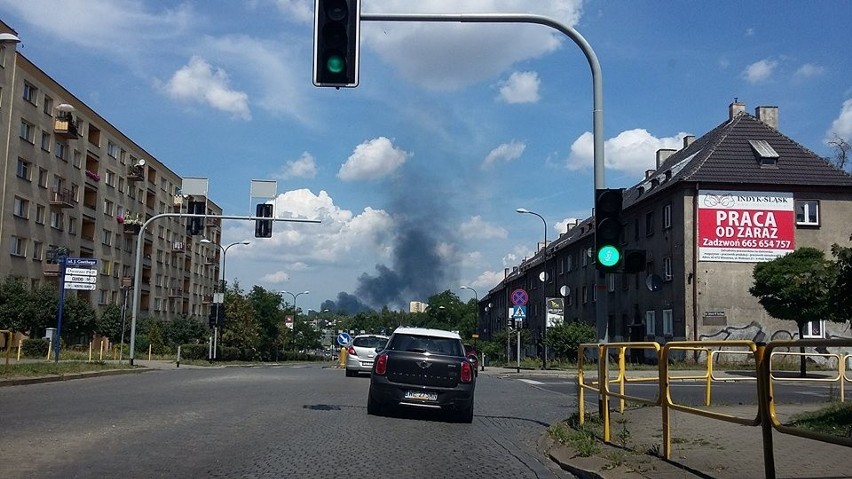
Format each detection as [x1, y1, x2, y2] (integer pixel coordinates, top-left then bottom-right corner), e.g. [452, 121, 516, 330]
[352, 336, 387, 348]
[387, 334, 463, 356]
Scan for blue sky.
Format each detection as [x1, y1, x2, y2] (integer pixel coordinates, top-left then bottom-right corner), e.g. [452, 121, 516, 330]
[3, 1, 851, 313]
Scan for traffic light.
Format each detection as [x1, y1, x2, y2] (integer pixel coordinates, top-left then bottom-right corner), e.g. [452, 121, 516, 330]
[255, 203, 273, 238]
[208, 303, 226, 327]
[187, 200, 204, 236]
[594, 188, 624, 272]
[622, 249, 647, 274]
[313, 0, 360, 87]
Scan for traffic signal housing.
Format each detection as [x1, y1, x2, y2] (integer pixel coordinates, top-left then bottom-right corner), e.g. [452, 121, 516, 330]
[208, 303, 226, 327]
[313, 0, 360, 87]
[255, 203, 273, 238]
[622, 249, 647, 274]
[187, 200, 204, 236]
[594, 188, 624, 272]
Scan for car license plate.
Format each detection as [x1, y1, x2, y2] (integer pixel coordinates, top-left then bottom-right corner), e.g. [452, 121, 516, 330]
[404, 390, 437, 401]
[361, 361, 372, 367]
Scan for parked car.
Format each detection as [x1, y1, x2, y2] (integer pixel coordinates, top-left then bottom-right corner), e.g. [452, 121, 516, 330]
[367, 327, 476, 422]
[464, 344, 479, 375]
[345, 334, 389, 377]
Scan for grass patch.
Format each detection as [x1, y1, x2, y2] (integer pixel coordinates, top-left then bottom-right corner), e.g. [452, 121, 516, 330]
[787, 402, 852, 438]
[549, 413, 602, 456]
[1, 360, 137, 378]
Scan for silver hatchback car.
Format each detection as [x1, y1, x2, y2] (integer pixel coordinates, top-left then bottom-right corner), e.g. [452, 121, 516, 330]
[345, 334, 389, 377]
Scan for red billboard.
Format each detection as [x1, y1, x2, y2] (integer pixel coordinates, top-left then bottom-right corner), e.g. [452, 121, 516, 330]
[697, 190, 795, 262]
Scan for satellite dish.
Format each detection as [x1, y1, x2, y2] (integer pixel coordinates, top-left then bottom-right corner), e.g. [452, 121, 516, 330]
[560, 285, 570, 297]
[539, 271, 549, 282]
[136, 159, 146, 166]
[56, 103, 75, 112]
[645, 274, 663, 292]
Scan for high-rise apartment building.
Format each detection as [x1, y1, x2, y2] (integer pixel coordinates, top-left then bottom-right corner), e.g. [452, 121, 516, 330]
[0, 22, 223, 324]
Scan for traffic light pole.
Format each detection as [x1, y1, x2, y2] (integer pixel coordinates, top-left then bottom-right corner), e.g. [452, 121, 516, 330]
[128, 213, 320, 365]
[359, 10, 608, 354]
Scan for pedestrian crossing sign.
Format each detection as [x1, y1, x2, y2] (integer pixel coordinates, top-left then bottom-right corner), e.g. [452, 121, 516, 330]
[511, 305, 526, 319]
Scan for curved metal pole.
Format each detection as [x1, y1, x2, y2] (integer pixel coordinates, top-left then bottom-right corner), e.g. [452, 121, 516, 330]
[129, 213, 319, 364]
[360, 12, 605, 189]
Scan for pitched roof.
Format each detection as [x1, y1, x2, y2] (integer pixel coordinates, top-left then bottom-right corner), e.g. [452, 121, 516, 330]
[625, 111, 852, 207]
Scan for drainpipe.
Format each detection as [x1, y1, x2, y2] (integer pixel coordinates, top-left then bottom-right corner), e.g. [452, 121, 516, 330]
[692, 184, 700, 362]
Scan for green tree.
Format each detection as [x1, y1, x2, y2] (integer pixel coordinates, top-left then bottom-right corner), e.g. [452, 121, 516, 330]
[28, 283, 59, 335]
[97, 303, 124, 341]
[221, 288, 261, 358]
[0, 277, 30, 333]
[749, 248, 832, 377]
[545, 320, 596, 362]
[165, 316, 208, 346]
[61, 294, 98, 342]
[248, 285, 287, 359]
[829, 236, 852, 322]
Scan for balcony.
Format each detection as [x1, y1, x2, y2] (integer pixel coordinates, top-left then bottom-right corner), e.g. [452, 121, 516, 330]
[168, 288, 184, 298]
[43, 263, 60, 277]
[50, 188, 77, 208]
[54, 114, 80, 140]
[127, 164, 144, 182]
[172, 241, 186, 253]
[85, 169, 100, 183]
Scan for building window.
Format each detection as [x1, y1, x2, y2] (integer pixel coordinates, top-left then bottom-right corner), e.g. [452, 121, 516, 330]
[67, 216, 76, 235]
[38, 168, 48, 188]
[795, 200, 819, 226]
[50, 211, 63, 230]
[73, 150, 82, 168]
[10, 236, 26, 257]
[101, 229, 112, 246]
[19, 119, 35, 143]
[55, 141, 67, 160]
[802, 320, 824, 338]
[23, 82, 38, 104]
[103, 199, 114, 216]
[663, 257, 673, 281]
[107, 141, 119, 158]
[32, 241, 43, 261]
[645, 310, 656, 336]
[663, 203, 672, 229]
[43, 95, 54, 115]
[105, 169, 116, 187]
[41, 131, 51, 151]
[662, 309, 673, 336]
[35, 204, 45, 224]
[566, 254, 574, 272]
[16, 158, 30, 180]
[582, 285, 588, 304]
[101, 260, 112, 276]
[634, 218, 640, 241]
[607, 274, 615, 292]
[13, 196, 29, 218]
[645, 211, 655, 236]
[98, 290, 108, 305]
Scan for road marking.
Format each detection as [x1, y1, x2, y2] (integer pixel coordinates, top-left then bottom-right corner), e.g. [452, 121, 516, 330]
[518, 379, 544, 385]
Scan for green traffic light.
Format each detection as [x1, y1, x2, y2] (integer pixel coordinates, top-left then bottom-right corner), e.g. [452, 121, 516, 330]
[597, 245, 621, 267]
[326, 55, 345, 74]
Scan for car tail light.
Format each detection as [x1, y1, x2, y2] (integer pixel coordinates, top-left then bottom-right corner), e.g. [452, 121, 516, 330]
[460, 360, 473, 383]
[348, 346, 357, 356]
[374, 353, 388, 375]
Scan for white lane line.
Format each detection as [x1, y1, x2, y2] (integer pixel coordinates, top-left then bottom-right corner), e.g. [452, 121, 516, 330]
[518, 379, 545, 385]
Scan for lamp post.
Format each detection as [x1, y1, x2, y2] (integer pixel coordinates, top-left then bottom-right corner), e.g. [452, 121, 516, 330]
[281, 290, 309, 351]
[200, 239, 250, 359]
[516, 208, 549, 370]
[460, 285, 478, 302]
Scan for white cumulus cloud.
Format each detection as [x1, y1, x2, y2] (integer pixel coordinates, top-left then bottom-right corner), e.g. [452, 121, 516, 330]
[274, 152, 318, 179]
[566, 129, 689, 177]
[361, 0, 582, 90]
[793, 63, 825, 81]
[162, 56, 251, 120]
[338, 137, 411, 181]
[459, 216, 509, 240]
[826, 98, 852, 144]
[498, 71, 541, 104]
[482, 140, 526, 170]
[742, 59, 778, 84]
[261, 271, 291, 283]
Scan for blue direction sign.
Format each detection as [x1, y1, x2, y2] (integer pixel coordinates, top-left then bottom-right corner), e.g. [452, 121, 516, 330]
[65, 257, 98, 267]
[337, 332, 352, 346]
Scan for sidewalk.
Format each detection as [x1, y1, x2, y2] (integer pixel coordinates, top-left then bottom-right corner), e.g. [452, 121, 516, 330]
[482, 366, 852, 478]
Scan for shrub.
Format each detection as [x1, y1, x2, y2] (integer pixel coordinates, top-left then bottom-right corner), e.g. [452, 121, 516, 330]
[21, 338, 50, 357]
[179, 344, 208, 360]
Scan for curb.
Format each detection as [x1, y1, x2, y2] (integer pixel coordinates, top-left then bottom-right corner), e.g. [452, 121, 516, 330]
[0, 367, 154, 387]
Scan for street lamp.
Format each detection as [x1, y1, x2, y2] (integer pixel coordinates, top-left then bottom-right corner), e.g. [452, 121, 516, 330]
[200, 238, 249, 360]
[460, 285, 478, 302]
[281, 290, 309, 349]
[516, 207, 549, 370]
[200, 239, 250, 292]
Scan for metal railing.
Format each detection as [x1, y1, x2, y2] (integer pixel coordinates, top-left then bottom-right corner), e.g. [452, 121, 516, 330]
[577, 338, 852, 478]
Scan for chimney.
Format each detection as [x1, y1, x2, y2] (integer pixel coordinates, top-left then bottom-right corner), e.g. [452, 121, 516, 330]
[729, 99, 746, 120]
[656, 149, 676, 168]
[755, 106, 779, 130]
[645, 169, 655, 179]
[683, 135, 695, 148]
[504, 267, 510, 278]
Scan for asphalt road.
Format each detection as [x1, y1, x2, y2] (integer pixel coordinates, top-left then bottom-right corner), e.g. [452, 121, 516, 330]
[0, 364, 576, 478]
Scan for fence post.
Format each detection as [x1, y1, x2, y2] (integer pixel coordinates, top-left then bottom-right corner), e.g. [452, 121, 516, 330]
[755, 343, 776, 479]
[598, 344, 611, 443]
[660, 344, 671, 460]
